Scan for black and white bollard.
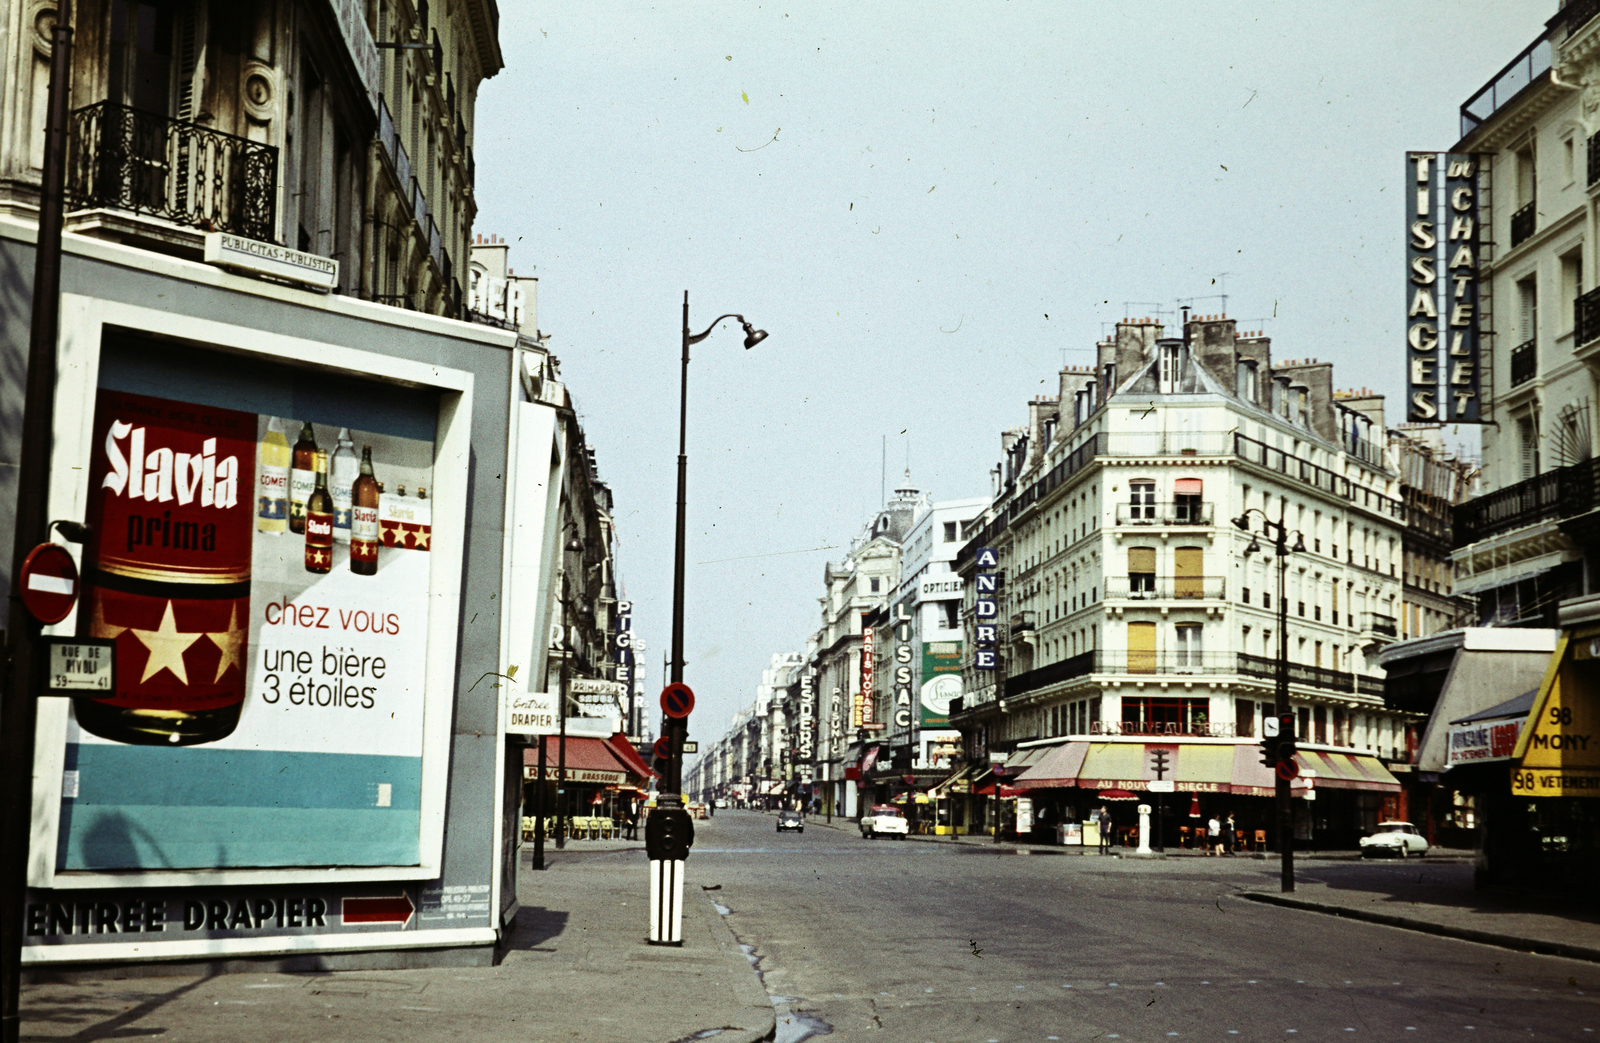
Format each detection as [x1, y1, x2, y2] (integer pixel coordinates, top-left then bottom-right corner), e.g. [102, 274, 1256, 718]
[645, 804, 694, 945]
[648, 856, 686, 944]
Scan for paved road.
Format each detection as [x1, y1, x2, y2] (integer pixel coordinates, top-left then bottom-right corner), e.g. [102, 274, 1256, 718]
[704, 810, 1597, 1043]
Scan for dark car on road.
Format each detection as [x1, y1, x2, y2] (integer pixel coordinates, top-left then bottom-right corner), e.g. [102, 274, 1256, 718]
[776, 810, 805, 833]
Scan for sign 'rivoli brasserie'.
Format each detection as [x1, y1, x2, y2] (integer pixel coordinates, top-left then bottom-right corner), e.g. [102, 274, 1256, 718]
[1406, 151, 1483, 423]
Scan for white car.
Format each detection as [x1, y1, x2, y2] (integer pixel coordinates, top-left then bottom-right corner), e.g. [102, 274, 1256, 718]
[860, 805, 910, 840]
[1359, 821, 1429, 859]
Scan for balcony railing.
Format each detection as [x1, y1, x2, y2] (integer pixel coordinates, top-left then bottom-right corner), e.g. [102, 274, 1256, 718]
[67, 101, 277, 243]
[1236, 653, 1362, 696]
[1510, 339, 1537, 386]
[1103, 577, 1226, 600]
[1577, 285, 1600, 347]
[1453, 458, 1599, 546]
[1460, 34, 1550, 140]
[1511, 201, 1536, 248]
[1114, 501, 1214, 527]
[1359, 612, 1398, 639]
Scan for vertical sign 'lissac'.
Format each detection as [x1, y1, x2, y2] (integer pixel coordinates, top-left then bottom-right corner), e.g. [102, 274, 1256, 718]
[1407, 151, 1483, 423]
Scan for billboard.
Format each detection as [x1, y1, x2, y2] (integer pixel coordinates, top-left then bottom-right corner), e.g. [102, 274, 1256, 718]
[62, 386, 437, 870]
[921, 641, 963, 727]
[1406, 151, 1482, 423]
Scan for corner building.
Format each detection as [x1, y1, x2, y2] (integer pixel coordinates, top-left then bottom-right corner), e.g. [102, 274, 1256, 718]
[948, 315, 1413, 849]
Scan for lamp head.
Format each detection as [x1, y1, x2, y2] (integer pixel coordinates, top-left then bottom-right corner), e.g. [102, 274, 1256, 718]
[565, 537, 585, 553]
[1292, 532, 1307, 554]
[1231, 514, 1250, 532]
[1243, 535, 1261, 556]
[741, 320, 769, 350]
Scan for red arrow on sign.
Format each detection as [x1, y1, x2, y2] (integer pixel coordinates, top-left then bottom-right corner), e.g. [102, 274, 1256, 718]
[20, 543, 79, 625]
[341, 894, 415, 925]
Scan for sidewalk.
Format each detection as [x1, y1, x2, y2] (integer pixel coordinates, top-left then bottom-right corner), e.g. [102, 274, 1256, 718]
[20, 834, 775, 1043]
[1239, 863, 1600, 964]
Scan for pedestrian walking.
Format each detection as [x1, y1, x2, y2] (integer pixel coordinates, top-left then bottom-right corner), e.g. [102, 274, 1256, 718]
[1207, 814, 1222, 856]
[1224, 812, 1236, 855]
[1097, 806, 1114, 854]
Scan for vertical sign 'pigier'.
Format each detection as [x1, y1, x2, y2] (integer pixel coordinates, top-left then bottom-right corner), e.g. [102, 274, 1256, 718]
[1406, 151, 1483, 423]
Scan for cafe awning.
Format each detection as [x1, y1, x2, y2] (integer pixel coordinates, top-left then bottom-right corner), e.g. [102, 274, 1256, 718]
[523, 737, 634, 785]
[929, 764, 973, 795]
[1229, 745, 1401, 795]
[605, 732, 659, 780]
[1012, 743, 1091, 790]
[1296, 750, 1403, 793]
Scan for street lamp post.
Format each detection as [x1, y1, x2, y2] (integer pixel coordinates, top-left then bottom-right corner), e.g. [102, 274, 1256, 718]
[645, 292, 766, 945]
[1234, 505, 1306, 894]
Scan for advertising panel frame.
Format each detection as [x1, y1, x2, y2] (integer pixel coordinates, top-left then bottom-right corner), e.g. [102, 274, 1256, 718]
[29, 294, 473, 898]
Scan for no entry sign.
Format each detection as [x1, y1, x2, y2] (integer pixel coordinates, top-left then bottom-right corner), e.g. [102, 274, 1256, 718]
[660, 682, 695, 719]
[20, 543, 79, 625]
[653, 736, 672, 761]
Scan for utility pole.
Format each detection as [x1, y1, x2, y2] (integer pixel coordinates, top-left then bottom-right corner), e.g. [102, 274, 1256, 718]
[1, 6, 74, 1042]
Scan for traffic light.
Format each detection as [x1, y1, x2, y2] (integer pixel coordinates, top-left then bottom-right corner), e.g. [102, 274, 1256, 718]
[1260, 712, 1296, 767]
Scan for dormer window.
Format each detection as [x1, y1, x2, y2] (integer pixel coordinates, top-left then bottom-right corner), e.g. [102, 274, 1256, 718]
[1237, 359, 1259, 404]
[1158, 342, 1181, 394]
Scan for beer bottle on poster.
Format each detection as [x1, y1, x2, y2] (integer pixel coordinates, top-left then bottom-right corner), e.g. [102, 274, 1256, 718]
[289, 421, 319, 534]
[257, 416, 290, 533]
[329, 427, 358, 544]
[350, 445, 380, 576]
[304, 451, 335, 574]
[81, 391, 255, 746]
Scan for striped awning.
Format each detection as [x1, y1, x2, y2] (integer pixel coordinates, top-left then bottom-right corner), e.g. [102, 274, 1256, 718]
[1297, 750, 1402, 793]
[1012, 743, 1091, 790]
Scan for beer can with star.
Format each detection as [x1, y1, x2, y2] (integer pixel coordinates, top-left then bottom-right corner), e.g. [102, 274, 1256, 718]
[78, 390, 256, 746]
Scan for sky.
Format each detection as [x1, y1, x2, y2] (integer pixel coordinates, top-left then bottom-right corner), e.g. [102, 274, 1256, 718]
[474, 1, 1553, 752]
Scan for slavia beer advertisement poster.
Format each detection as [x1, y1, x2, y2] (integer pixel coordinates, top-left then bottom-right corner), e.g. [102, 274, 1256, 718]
[61, 385, 437, 871]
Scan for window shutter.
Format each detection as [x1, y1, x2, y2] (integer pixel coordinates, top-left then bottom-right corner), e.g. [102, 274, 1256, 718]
[1126, 622, 1156, 674]
[1128, 547, 1156, 574]
[1173, 547, 1203, 598]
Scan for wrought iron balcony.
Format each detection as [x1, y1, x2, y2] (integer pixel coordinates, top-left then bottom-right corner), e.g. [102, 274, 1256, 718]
[1510, 339, 1537, 387]
[1236, 653, 1363, 696]
[1114, 501, 1214, 526]
[67, 101, 277, 243]
[1103, 576, 1226, 601]
[1359, 612, 1399, 639]
[1453, 461, 1597, 546]
[1511, 201, 1536, 248]
[1578, 285, 1600, 346]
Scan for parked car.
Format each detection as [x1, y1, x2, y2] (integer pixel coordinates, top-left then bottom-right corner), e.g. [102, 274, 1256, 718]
[1359, 821, 1429, 858]
[776, 810, 805, 833]
[860, 804, 909, 840]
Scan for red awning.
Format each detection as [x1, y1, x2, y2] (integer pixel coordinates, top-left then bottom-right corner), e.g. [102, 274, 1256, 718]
[606, 732, 659, 780]
[523, 737, 636, 785]
[972, 782, 1024, 797]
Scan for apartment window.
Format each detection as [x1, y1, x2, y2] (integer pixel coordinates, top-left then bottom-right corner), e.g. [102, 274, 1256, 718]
[1237, 359, 1259, 404]
[870, 578, 880, 593]
[1236, 699, 1256, 739]
[1174, 623, 1203, 667]
[1128, 547, 1156, 597]
[1242, 587, 1251, 605]
[1159, 342, 1181, 393]
[939, 601, 959, 630]
[1563, 252, 1584, 332]
[1313, 705, 1328, 744]
[1518, 414, 1541, 480]
[1174, 477, 1203, 524]
[1130, 480, 1155, 521]
[1314, 641, 1323, 668]
[1298, 601, 1306, 617]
